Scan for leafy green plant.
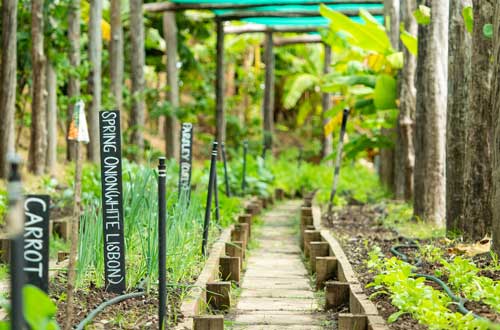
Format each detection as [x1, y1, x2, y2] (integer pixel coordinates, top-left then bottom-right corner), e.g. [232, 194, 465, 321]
[0, 285, 59, 330]
[367, 252, 494, 329]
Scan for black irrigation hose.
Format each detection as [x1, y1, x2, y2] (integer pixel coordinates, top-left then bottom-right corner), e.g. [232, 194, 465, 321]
[390, 243, 483, 319]
[75, 280, 147, 330]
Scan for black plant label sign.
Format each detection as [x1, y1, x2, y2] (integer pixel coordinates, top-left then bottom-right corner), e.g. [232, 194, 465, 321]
[23, 195, 50, 293]
[99, 110, 127, 293]
[178, 123, 193, 200]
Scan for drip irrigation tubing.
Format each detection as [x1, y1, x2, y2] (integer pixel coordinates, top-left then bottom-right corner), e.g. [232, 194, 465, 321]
[390, 242, 482, 319]
[75, 279, 147, 330]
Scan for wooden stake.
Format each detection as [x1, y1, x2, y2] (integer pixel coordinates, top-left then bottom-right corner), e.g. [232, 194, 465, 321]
[338, 313, 367, 330]
[193, 315, 224, 330]
[316, 256, 337, 290]
[303, 230, 321, 258]
[325, 281, 350, 310]
[219, 256, 240, 283]
[206, 282, 231, 311]
[64, 142, 83, 330]
[309, 241, 329, 273]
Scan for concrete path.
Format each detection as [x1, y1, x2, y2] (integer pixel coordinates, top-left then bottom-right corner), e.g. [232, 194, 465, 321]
[228, 201, 325, 330]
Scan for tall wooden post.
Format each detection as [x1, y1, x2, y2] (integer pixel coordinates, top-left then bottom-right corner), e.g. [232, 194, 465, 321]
[322, 44, 333, 164]
[215, 20, 226, 145]
[263, 31, 275, 151]
[163, 12, 180, 160]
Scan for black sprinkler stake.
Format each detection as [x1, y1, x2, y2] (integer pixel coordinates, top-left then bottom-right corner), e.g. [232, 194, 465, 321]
[158, 157, 167, 329]
[202, 142, 218, 256]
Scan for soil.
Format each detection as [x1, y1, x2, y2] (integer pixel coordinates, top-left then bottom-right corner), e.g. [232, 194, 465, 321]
[321, 203, 500, 329]
[51, 273, 183, 329]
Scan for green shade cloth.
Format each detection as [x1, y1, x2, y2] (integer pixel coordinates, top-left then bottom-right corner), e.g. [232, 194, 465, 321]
[168, 1, 384, 28]
[171, 0, 378, 3]
[214, 3, 383, 15]
[241, 15, 383, 26]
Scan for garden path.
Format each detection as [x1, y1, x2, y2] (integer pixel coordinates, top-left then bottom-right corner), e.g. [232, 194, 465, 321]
[228, 200, 325, 329]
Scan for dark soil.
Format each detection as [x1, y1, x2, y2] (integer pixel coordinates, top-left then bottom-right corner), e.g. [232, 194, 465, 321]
[51, 273, 183, 329]
[321, 204, 500, 329]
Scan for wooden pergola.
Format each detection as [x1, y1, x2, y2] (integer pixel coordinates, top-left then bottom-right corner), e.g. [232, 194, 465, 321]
[145, 1, 384, 154]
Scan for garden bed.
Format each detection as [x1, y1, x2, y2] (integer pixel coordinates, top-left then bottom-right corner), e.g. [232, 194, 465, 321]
[322, 203, 500, 329]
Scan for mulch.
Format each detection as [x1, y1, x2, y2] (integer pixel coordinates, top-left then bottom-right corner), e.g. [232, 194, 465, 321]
[51, 272, 183, 329]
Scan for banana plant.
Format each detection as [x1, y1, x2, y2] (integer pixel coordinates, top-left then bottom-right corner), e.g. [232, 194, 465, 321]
[318, 5, 414, 159]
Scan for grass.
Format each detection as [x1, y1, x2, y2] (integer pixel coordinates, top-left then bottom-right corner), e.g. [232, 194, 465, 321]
[377, 202, 446, 239]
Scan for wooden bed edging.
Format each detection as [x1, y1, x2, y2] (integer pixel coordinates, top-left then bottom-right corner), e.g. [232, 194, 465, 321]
[175, 197, 261, 330]
[299, 201, 388, 330]
[174, 227, 233, 330]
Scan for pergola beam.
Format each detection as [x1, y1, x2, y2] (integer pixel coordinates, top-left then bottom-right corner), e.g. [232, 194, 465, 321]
[274, 34, 323, 46]
[144, 0, 383, 13]
[224, 24, 326, 34]
[215, 8, 382, 21]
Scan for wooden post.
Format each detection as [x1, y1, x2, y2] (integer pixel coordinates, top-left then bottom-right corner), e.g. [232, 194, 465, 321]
[325, 281, 350, 310]
[309, 241, 329, 273]
[316, 256, 337, 290]
[57, 251, 69, 263]
[206, 282, 231, 311]
[219, 256, 240, 283]
[263, 31, 275, 151]
[193, 315, 224, 330]
[303, 230, 321, 258]
[215, 19, 225, 144]
[322, 44, 333, 164]
[275, 188, 285, 200]
[299, 215, 313, 250]
[238, 214, 252, 238]
[226, 241, 243, 269]
[338, 313, 367, 330]
[232, 223, 248, 250]
[0, 238, 10, 263]
[52, 219, 70, 240]
[163, 12, 180, 160]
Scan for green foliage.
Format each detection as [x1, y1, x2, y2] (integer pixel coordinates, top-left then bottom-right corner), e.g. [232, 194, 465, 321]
[367, 253, 494, 330]
[0, 285, 59, 330]
[462, 7, 474, 33]
[320, 5, 392, 54]
[413, 5, 431, 26]
[483, 24, 494, 39]
[0, 186, 6, 224]
[374, 75, 397, 110]
[377, 202, 445, 239]
[425, 253, 500, 314]
[269, 149, 388, 206]
[399, 28, 418, 56]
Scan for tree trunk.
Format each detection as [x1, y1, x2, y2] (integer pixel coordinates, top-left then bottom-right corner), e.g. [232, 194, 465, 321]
[163, 12, 180, 160]
[46, 62, 58, 174]
[491, 2, 500, 255]
[394, 0, 417, 201]
[29, 0, 47, 174]
[322, 44, 333, 165]
[462, 0, 494, 241]
[86, 0, 102, 162]
[0, 0, 17, 178]
[379, 0, 399, 191]
[129, 0, 146, 160]
[110, 0, 124, 110]
[66, 0, 80, 162]
[446, 0, 472, 234]
[384, 0, 400, 49]
[413, 0, 449, 226]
